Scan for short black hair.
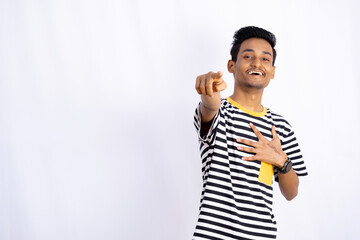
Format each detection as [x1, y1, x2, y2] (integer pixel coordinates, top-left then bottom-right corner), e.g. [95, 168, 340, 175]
[230, 26, 277, 65]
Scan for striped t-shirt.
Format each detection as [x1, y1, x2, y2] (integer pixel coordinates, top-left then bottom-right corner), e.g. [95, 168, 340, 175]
[193, 97, 308, 240]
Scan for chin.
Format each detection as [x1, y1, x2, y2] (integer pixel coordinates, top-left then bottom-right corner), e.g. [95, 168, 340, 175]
[245, 82, 267, 90]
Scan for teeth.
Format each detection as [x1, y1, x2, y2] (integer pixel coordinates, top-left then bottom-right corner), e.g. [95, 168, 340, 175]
[249, 71, 263, 75]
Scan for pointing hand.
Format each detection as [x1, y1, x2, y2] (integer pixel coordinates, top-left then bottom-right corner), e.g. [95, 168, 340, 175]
[195, 71, 227, 97]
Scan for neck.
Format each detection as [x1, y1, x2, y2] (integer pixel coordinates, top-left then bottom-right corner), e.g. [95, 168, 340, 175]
[230, 87, 264, 112]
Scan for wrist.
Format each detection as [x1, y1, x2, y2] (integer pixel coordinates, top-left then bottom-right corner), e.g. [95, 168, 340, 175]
[277, 156, 293, 174]
[201, 97, 221, 111]
[276, 155, 288, 168]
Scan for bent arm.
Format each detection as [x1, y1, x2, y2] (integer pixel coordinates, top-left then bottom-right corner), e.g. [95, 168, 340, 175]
[235, 124, 300, 201]
[278, 168, 299, 201]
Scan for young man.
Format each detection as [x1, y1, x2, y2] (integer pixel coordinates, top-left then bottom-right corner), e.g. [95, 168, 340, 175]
[193, 26, 308, 239]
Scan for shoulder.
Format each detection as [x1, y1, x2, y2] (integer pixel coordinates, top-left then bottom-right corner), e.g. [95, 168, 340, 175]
[266, 108, 291, 126]
[266, 108, 294, 137]
[218, 98, 235, 113]
[220, 98, 231, 107]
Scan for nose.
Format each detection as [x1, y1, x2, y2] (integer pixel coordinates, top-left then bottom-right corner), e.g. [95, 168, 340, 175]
[250, 57, 261, 67]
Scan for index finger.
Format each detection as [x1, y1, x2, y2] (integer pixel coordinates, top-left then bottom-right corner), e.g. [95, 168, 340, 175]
[211, 71, 223, 81]
[271, 125, 279, 140]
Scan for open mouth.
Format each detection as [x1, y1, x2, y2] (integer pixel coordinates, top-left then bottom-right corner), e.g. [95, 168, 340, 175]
[248, 70, 264, 76]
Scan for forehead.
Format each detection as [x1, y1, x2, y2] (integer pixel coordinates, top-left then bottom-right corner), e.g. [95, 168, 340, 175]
[238, 38, 273, 55]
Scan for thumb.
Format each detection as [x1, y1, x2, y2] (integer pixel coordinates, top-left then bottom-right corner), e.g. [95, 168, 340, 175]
[211, 71, 223, 80]
[214, 80, 227, 92]
[215, 71, 223, 80]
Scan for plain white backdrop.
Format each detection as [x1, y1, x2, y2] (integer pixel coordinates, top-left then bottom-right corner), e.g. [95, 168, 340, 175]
[1, 0, 360, 239]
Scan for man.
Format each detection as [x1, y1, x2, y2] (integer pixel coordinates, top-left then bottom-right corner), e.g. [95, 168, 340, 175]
[193, 26, 308, 239]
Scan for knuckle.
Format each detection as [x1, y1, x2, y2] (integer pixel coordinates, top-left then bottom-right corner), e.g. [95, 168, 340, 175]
[195, 81, 200, 88]
[207, 71, 214, 79]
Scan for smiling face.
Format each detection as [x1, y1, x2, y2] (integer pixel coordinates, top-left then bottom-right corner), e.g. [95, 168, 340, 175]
[228, 37, 276, 91]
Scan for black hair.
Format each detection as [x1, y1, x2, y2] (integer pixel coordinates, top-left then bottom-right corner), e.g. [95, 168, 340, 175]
[230, 26, 277, 65]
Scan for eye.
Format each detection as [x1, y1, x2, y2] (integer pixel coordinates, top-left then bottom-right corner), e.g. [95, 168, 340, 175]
[244, 55, 251, 59]
[262, 58, 270, 61]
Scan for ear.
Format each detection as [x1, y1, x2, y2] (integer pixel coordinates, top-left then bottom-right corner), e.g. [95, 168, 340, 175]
[227, 60, 235, 73]
[270, 65, 276, 79]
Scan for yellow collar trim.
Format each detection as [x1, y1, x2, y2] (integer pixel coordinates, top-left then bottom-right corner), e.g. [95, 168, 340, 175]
[226, 97, 267, 117]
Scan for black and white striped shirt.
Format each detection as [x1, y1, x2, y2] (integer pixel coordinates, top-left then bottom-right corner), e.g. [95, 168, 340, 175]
[193, 98, 308, 240]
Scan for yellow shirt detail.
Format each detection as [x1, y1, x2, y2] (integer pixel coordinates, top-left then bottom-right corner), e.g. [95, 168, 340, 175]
[226, 97, 273, 186]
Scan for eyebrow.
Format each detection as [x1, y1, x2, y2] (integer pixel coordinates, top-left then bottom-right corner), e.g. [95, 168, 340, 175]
[241, 48, 273, 57]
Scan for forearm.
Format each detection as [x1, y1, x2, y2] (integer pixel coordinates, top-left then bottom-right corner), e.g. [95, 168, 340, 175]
[200, 92, 221, 123]
[278, 168, 299, 201]
[195, 71, 226, 136]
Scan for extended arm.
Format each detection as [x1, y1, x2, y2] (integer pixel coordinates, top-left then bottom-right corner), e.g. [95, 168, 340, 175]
[195, 71, 227, 135]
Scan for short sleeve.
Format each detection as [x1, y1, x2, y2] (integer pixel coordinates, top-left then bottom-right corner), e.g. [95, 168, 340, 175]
[274, 129, 308, 181]
[193, 102, 221, 145]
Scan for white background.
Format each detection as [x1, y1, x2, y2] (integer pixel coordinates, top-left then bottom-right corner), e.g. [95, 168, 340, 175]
[1, 0, 360, 239]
